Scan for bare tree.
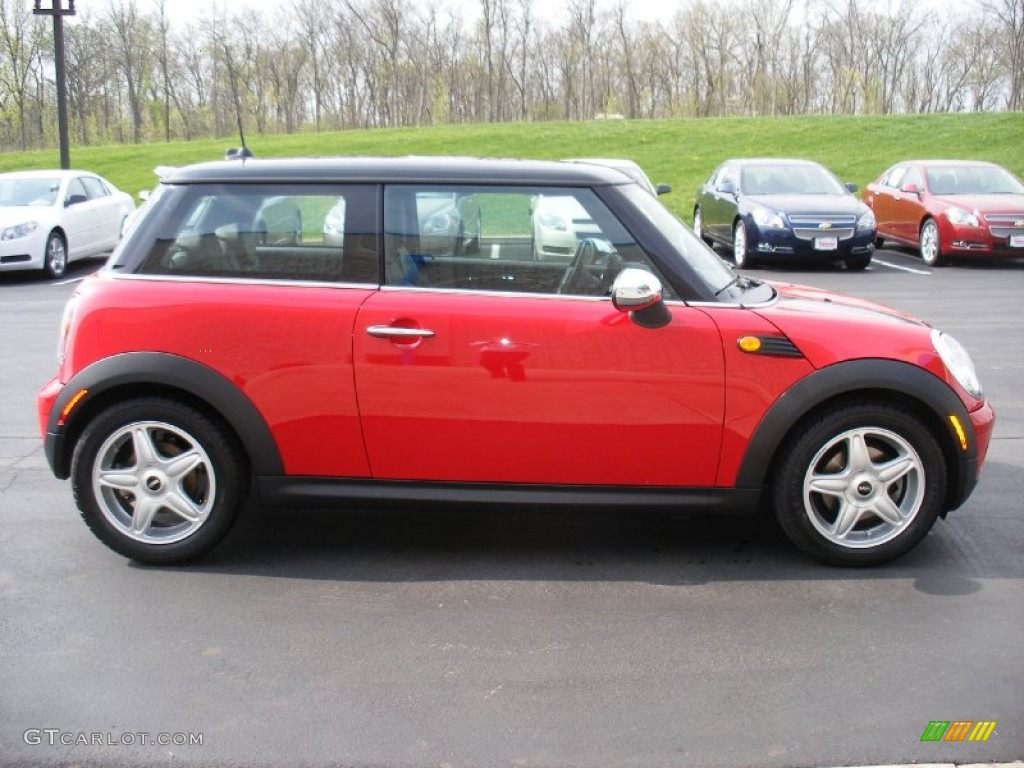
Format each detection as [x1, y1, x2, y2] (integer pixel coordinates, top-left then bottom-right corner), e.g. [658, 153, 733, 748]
[983, 0, 1024, 108]
[0, 0, 46, 149]
[107, 0, 152, 143]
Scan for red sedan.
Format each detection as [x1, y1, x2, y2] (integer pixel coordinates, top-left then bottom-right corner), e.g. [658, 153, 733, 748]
[862, 159, 1024, 266]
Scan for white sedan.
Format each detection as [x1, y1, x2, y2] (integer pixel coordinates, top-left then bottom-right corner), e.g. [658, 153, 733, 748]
[0, 170, 135, 278]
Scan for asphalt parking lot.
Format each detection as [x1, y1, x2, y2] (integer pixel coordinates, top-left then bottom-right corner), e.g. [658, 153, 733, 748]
[1, 249, 1021, 768]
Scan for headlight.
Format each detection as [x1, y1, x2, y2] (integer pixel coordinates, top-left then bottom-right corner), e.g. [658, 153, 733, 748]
[945, 207, 980, 227]
[422, 213, 454, 235]
[1, 221, 38, 241]
[538, 211, 568, 231]
[856, 210, 876, 231]
[57, 294, 79, 365]
[751, 208, 786, 229]
[932, 329, 982, 399]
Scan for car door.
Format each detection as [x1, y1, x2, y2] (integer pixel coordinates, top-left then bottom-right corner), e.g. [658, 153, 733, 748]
[80, 176, 121, 251]
[703, 164, 739, 243]
[60, 177, 98, 257]
[888, 166, 925, 243]
[353, 184, 726, 487]
[870, 166, 905, 242]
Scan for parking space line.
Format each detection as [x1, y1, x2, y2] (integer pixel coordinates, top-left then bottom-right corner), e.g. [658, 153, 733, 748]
[53, 276, 87, 286]
[872, 258, 932, 275]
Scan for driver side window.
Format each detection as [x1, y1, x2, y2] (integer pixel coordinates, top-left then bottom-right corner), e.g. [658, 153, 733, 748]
[383, 184, 669, 298]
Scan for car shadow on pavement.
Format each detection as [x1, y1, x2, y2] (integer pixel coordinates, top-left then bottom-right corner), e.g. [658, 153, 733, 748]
[154, 456, 1024, 591]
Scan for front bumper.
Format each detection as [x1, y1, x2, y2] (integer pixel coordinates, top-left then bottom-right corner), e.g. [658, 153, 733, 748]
[37, 375, 68, 478]
[951, 399, 996, 511]
[748, 227, 875, 261]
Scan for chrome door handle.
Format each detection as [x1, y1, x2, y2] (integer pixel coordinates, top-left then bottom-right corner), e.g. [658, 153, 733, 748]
[366, 325, 436, 339]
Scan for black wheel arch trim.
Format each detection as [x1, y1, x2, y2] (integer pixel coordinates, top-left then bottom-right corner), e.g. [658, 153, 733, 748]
[45, 352, 283, 479]
[735, 358, 979, 509]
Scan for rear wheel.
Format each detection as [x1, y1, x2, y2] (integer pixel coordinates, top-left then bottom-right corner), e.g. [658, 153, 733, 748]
[71, 398, 248, 564]
[919, 218, 947, 267]
[772, 401, 946, 566]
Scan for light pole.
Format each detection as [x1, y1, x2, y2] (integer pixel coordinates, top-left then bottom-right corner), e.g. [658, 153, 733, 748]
[33, 0, 77, 170]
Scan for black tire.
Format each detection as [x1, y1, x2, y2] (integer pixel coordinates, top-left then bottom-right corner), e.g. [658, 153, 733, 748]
[71, 397, 248, 564]
[42, 231, 67, 279]
[771, 401, 947, 566]
[845, 255, 871, 271]
[874, 235, 885, 250]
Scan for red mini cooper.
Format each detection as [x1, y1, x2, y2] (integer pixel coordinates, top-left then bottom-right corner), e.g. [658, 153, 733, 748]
[37, 157, 994, 566]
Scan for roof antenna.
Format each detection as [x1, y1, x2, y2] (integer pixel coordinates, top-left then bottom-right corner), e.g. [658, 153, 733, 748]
[223, 41, 253, 161]
[225, 114, 252, 160]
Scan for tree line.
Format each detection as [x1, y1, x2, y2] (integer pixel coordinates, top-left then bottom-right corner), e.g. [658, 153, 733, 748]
[1, 0, 1022, 151]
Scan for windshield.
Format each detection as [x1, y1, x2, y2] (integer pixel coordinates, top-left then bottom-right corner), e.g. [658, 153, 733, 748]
[740, 164, 847, 196]
[0, 177, 61, 207]
[622, 184, 740, 297]
[926, 166, 1024, 195]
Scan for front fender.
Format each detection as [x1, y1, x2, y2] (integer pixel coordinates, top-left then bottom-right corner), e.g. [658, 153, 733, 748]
[735, 358, 979, 509]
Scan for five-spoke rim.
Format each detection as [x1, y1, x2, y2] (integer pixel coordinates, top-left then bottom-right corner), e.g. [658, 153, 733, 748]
[733, 222, 747, 266]
[48, 235, 66, 274]
[920, 221, 939, 264]
[802, 427, 924, 549]
[92, 421, 216, 545]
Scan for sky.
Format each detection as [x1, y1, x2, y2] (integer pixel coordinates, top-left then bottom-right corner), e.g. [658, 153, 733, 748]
[78, 0, 697, 26]
[78, 0, 973, 28]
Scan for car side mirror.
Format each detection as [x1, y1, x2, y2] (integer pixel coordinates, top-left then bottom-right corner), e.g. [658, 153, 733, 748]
[612, 268, 670, 328]
[845, 182, 858, 193]
[900, 183, 920, 196]
[65, 193, 87, 207]
[717, 181, 735, 196]
[656, 184, 672, 196]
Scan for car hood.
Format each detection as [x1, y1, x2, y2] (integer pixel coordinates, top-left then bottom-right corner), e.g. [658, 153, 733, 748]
[746, 194, 865, 216]
[0, 205, 56, 226]
[752, 282, 932, 369]
[930, 193, 1024, 214]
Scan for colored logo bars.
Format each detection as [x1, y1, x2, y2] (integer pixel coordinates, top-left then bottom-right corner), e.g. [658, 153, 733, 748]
[920, 721, 997, 742]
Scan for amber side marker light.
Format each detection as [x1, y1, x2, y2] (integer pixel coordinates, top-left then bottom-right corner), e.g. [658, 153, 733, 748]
[949, 414, 968, 451]
[737, 336, 762, 353]
[58, 389, 88, 426]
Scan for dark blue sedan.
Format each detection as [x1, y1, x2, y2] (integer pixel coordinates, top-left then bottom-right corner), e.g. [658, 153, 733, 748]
[693, 158, 876, 270]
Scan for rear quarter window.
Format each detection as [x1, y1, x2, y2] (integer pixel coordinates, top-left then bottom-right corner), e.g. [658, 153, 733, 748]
[135, 183, 379, 284]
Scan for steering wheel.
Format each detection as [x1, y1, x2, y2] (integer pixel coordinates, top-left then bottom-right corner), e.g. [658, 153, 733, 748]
[557, 238, 622, 295]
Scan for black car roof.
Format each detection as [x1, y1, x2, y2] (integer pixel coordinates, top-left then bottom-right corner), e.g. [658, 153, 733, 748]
[164, 156, 631, 186]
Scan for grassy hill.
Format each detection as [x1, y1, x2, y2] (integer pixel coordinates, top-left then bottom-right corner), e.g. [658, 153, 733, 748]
[1, 113, 1021, 221]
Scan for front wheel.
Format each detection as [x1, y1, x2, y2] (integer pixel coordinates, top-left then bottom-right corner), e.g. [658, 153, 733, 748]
[693, 208, 712, 245]
[42, 231, 67, 279]
[919, 219, 947, 267]
[733, 220, 754, 268]
[845, 255, 871, 271]
[771, 401, 947, 566]
[71, 398, 248, 564]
